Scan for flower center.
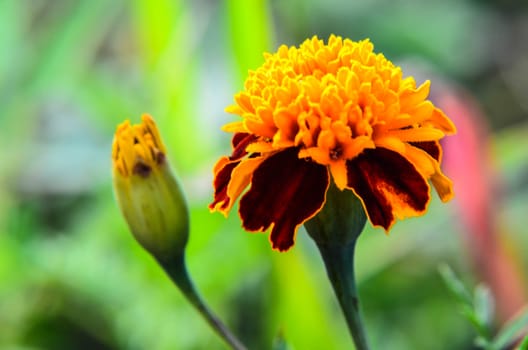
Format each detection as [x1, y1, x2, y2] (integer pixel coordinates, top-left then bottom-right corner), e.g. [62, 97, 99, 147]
[330, 146, 343, 160]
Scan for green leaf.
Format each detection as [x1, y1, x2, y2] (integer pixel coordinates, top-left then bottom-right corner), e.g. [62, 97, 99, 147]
[474, 335, 491, 349]
[460, 305, 490, 341]
[439, 265, 494, 346]
[518, 335, 528, 350]
[492, 308, 528, 350]
[474, 284, 494, 337]
[438, 264, 473, 305]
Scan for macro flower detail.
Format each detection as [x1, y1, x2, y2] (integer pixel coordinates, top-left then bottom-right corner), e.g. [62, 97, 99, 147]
[210, 35, 456, 251]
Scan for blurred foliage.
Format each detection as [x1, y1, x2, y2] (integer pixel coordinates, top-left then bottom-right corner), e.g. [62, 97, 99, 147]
[0, 0, 527, 349]
[440, 265, 528, 349]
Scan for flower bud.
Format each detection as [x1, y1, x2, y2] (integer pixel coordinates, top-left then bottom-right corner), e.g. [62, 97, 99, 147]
[112, 114, 189, 261]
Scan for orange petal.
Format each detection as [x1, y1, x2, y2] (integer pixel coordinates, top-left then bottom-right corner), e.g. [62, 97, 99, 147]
[245, 119, 277, 138]
[235, 92, 255, 113]
[299, 146, 331, 164]
[386, 102, 434, 130]
[317, 129, 337, 150]
[373, 135, 406, 154]
[399, 80, 430, 110]
[342, 136, 375, 160]
[212, 156, 230, 175]
[225, 157, 266, 213]
[385, 127, 444, 143]
[209, 160, 240, 216]
[404, 143, 454, 201]
[329, 160, 348, 190]
[431, 171, 454, 202]
[431, 107, 457, 134]
[222, 121, 246, 133]
[225, 104, 244, 115]
[246, 141, 276, 154]
[273, 108, 299, 142]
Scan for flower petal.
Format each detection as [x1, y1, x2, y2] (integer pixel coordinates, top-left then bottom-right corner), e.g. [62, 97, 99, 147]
[231, 133, 258, 160]
[403, 144, 454, 202]
[399, 80, 430, 110]
[246, 141, 276, 154]
[382, 141, 454, 202]
[209, 159, 240, 215]
[226, 157, 266, 212]
[329, 160, 348, 190]
[409, 141, 441, 162]
[222, 121, 246, 133]
[431, 107, 457, 134]
[385, 127, 444, 143]
[239, 148, 329, 251]
[346, 147, 430, 230]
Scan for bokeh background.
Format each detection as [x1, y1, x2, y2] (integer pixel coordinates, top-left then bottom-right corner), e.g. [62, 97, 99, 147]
[1, 0, 527, 349]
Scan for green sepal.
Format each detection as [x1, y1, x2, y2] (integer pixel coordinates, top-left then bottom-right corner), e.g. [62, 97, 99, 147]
[304, 182, 367, 246]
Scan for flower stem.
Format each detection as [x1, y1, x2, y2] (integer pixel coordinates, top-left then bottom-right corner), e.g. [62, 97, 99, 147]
[316, 240, 370, 350]
[158, 254, 247, 350]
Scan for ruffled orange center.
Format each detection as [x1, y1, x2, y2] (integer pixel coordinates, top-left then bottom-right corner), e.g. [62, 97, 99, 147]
[224, 35, 455, 190]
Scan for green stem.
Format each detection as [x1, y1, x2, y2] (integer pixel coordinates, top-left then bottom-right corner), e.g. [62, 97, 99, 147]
[317, 240, 370, 350]
[158, 254, 247, 350]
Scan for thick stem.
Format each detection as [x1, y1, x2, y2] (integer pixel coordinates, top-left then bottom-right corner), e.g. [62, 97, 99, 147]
[158, 254, 247, 350]
[317, 241, 370, 350]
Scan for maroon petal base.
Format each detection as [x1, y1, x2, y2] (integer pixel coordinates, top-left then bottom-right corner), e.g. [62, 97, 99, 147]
[346, 147, 430, 230]
[231, 133, 257, 160]
[410, 141, 441, 162]
[239, 148, 329, 251]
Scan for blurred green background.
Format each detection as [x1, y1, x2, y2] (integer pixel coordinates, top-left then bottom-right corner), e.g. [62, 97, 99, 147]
[1, 0, 527, 349]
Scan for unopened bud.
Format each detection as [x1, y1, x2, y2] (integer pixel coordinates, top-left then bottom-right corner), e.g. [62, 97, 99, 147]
[112, 114, 189, 261]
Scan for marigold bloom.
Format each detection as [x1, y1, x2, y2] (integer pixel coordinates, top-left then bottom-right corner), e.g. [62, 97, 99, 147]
[210, 35, 456, 251]
[113, 114, 189, 260]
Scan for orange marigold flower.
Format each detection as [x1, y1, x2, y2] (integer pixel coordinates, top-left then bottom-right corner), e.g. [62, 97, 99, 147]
[210, 35, 456, 251]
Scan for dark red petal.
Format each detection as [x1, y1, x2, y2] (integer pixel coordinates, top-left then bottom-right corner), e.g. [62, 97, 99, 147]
[231, 133, 258, 160]
[210, 133, 260, 211]
[409, 141, 441, 161]
[346, 147, 430, 230]
[239, 148, 329, 251]
[232, 132, 249, 148]
[209, 160, 240, 211]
